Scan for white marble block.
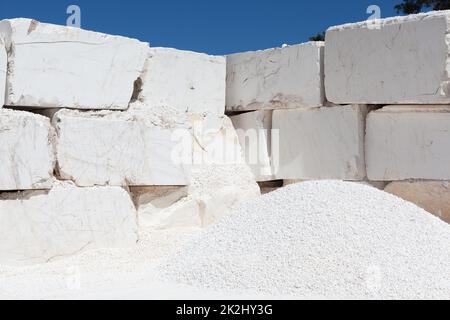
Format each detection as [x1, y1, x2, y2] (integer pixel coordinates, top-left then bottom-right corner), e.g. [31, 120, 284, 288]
[366, 106, 450, 180]
[273, 105, 366, 180]
[53, 107, 191, 187]
[226, 42, 324, 112]
[136, 166, 261, 230]
[138, 48, 226, 115]
[133, 116, 261, 230]
[190, 114, 247, 166]
[0, 18, 149, 109]
[231, 111, 274, 181]
[325, 11, 450, 104]
[0, 182, 138, 265]
[0, 109, 55, 190]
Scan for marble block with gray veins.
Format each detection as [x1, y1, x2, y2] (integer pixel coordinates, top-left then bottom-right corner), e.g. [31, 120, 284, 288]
[273, 105, 367, 180]
[0, 182, 138, 265]
[138, 48, 226, 115]
[0, 18, 149, 109]
[0, 37, 5, 107]
[53, 106, 192, 187]
[190, 114, 247, 166]
[0, 109, 54, 190]
[231, 110, 275, 181]
[326, 11, 450, 104]
[226, 42, 324, 111]
[366, 106, 450, 180]
[385, 181, 450, 224]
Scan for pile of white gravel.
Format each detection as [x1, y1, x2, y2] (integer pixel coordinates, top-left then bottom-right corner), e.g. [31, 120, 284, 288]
[160, 180, 450, 299]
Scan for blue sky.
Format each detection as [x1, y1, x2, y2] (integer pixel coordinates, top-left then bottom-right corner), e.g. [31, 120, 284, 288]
[1, 0, 406, 55]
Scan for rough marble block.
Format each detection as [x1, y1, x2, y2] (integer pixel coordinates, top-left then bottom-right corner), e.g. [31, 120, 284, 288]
[53, 107, 191, 187]
[130, 186, 188, 215]
[190, 114, 247, 166]
[136, 166, 260, 230]
[226, 42, 324, 112]
[138, 47, 226, 115]
[0, 39, 5, 107]
[325, 11, 450, 104]
[0, 18, 148, 109]
[366, 106, 450, 180]
[231, 111, 274, 181]
[132, 116, 261, 230]
[0, 109, 54, 190]
[273, 105, 366, 180]
[0, 182, 138, 265]
[140, 186, 260, 229]
[385, 181, 450, 224]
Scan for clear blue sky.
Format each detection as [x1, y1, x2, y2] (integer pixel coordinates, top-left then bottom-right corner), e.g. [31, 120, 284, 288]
[1, 0, 407, 55]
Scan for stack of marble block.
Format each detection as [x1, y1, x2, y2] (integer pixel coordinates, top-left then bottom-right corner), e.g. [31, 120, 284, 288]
[0, 18, 258, 265]
[229, 10, 450, 224]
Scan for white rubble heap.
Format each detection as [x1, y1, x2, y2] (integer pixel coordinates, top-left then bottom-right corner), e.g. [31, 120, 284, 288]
[366, 106, 450, 180]
[226, 42, 324, 111]
[161, 181, 450, 299]
[138, 48, 226, 115]
[325, 10, 450, 104]
[0, 182, 138, 266]
[0, 109, 55, 190]
[0, 18, 149, 110]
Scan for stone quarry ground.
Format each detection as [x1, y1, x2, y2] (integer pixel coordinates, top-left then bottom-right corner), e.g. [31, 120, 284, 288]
[1, 181, 449, 300]
[0, 227, 279, 300]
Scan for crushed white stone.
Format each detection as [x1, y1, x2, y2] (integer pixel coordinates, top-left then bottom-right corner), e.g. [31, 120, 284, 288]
[161, 180, 450, 300]
[0, 226, 200, 299]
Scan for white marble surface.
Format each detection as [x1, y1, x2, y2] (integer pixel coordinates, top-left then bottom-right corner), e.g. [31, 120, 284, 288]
[53, 108, 192, 187]
[191, 114, 246, 166]
[366, 106, 450, 180]
[139, 186, 259, 230]
[0, 38, 6, 107]
[0, 18, 148, 109]
[0, 182, 138, 265]
[131, 186, 188, 217]
[325, 11, 450, 104]
[273, 105, 366, 180]
[138, 47, 226, 115]
[135, 116, 261, 230]
[231, 110, 274, 181]
[0, 109, 55, 190]
[226, 42, 324, 111]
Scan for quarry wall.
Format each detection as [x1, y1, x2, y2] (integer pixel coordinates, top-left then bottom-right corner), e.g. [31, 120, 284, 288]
[1, 11, 450, 264]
